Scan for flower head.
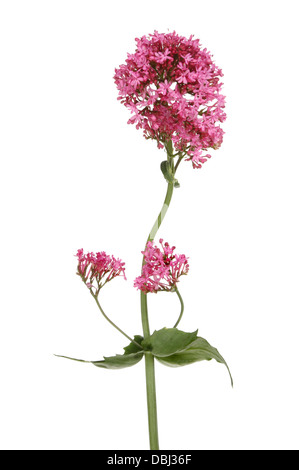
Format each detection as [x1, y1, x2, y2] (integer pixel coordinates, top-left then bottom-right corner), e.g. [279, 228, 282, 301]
[76, 249, 126, 296]
[114, 31, 226, 169]
[134, 239, 189, 293]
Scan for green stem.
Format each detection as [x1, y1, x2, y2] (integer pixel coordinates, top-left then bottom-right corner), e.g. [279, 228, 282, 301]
[144, 352, 159, 449]
[148, 182, 174, 244]
[140, 181, 174, 450]
[173, 287, 184, 328]
[141, 181, 174, 338]
[141, 142, 180, 450]
[174, 153, 184, 173]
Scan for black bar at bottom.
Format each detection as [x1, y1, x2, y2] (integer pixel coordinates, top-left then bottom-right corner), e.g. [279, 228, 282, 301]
[94, 450, 209, 466]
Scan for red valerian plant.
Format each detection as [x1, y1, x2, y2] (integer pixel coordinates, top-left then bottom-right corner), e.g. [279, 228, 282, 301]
[56, 31, 232, 451]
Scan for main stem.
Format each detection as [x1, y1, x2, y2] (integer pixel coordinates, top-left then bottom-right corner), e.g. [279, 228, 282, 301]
[141, 160, 175, 450]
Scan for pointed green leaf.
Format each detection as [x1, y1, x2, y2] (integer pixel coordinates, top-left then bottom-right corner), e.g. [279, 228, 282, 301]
[54, 354, 89, 363]
[54, 336, 144, 370]
[141, 328, 198, 357]
[156, 336, 233, 387]
[92, 351, 143, 369]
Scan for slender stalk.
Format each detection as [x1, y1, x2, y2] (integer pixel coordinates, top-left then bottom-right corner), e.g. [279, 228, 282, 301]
[174, 153, 184, 173]
[173, 287, 184, 328]
[90, 291, 143, 350]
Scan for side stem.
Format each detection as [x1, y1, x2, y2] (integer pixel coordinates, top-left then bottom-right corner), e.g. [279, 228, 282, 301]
[173, 287, 184, 328]
[91, 291, 143, 350]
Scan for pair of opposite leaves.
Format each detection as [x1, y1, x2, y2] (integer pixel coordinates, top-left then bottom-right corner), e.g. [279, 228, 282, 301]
[56, 327, 233, 387]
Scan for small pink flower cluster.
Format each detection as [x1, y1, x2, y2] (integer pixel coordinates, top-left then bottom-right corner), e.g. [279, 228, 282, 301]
[114, 31, 226, 169]
[134, 239, 189, 293]
[76, 249, 126, 295]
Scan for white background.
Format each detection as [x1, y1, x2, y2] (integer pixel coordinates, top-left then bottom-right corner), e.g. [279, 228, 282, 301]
[1, 0, 299, 450]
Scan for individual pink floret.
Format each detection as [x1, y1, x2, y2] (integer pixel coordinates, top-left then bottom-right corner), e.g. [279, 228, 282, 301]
[114, 31, 226, 169]
[134, 239, 189, 293]
[76, 248, 126, 296]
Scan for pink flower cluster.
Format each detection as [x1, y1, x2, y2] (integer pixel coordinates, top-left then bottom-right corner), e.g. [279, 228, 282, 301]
[134, 239, 189, 293]
[114, 31, 226, 169]
[76, 249, 126, 295]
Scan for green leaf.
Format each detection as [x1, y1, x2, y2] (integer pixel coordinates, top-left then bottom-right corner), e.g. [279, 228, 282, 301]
[141, 328, 198, 357]
[92, 351, 143, 369]
[160, 160, 180, 188]
[160, 160, 173, 183]
[123, 335, 144, 355]
[54, 354, 89, 363]
[156, 336, 233, 387]
[54, 336, 144, 370]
